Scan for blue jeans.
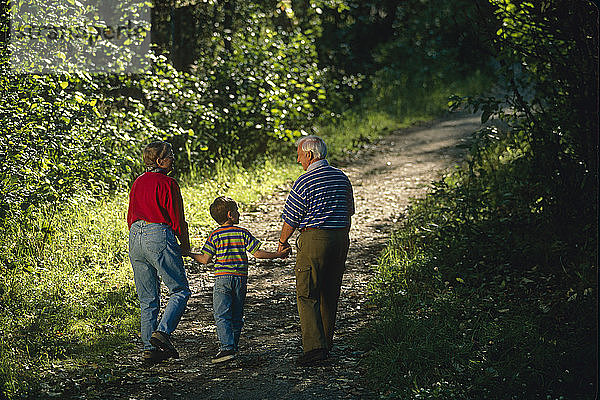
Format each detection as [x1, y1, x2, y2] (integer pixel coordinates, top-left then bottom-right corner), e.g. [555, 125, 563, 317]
[129, 220, 191, 350]
[213, 275, 247, 352]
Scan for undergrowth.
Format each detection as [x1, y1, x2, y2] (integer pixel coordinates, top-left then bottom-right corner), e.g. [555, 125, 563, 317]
[360, 123, 597, 399]
[0, 158, 300, 399]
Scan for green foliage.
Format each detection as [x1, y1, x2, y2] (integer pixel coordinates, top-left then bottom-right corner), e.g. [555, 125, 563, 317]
[7, 0, 150, 74]
[141, 13, 326, 167]
[362, 2, 598, 397]
[446, 0, 598, 289]
[296, 0, 496, 117]
[0, 2, 329, 225]
[368, 0, 493, 75]
[0, 71, 167, 224]
[453, 0, 598, 220]
[362, 130, 597, 397]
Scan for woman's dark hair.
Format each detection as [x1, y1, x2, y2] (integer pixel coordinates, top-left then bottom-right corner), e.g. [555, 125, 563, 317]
[143, 141, 173, 169]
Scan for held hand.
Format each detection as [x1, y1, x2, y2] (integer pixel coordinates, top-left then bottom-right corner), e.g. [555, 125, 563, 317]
[189, 252, 211, 264]
[278, 241, 292, 258]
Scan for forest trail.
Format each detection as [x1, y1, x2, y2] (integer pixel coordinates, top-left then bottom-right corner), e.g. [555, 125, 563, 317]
[100, 112, 482, 400]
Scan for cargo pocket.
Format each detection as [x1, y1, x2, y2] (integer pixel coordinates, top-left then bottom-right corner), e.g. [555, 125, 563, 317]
[295, 265, 312, 298]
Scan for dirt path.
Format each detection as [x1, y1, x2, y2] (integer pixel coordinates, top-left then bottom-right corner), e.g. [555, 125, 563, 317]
[101, 112, 482, 400]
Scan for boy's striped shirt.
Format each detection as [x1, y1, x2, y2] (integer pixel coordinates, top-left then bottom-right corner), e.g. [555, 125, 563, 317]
[282, 160, 354, 229]
[202, 226, 261, 276]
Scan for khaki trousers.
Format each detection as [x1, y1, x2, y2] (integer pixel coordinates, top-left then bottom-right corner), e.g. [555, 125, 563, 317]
[294, 228, 350, 353]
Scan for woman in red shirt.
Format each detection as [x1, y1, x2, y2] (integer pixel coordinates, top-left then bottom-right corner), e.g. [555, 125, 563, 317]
[127, 141, 191, 364]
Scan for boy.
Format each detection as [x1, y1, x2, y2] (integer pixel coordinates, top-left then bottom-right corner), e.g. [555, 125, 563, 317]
[190, 196, 290, 364]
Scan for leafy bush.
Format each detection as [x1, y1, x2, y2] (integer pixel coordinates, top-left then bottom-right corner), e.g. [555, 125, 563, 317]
[140, 15, 326, 168]
[1, 74, 134, 221]
[0, 2, 330, 225]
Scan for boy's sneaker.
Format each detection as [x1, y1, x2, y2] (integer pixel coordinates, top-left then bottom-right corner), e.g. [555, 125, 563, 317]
[211, 350, 236, 364]
[142, 349, 169, 365]
[150, 331, 179, 359]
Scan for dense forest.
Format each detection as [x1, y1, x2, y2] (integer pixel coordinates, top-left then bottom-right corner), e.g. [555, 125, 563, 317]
[0, 0, 597, 398]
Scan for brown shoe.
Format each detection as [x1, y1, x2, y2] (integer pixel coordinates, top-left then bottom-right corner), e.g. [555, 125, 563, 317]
[150, 331, 179, 359]
[295, 348, 328, 367]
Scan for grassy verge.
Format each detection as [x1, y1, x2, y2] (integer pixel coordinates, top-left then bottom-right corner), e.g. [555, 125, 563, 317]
[0, 157, 301, 399]
[360, 127, 597, 398]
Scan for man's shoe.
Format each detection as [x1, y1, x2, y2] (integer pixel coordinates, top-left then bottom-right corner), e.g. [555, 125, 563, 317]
[211, 349, 236, 364]
[150, 331, 179, 359]
[142, 349, 169, 365]
[295, 348, 328, 367]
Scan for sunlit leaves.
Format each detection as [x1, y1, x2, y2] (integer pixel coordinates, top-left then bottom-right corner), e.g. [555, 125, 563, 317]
[138, 9, 326, 166]
[0, 71, 162, 221]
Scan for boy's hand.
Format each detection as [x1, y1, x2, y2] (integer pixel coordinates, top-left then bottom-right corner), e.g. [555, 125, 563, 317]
[188, 251, 211, 264]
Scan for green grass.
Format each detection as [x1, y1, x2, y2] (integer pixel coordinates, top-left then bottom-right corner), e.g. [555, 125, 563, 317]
[360, 132, 597, 399]
[0, 157, 301, 398]
[0, 193, 138, 398]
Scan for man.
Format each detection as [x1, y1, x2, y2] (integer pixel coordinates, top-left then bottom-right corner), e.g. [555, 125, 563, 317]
[278, 135, 355, 366]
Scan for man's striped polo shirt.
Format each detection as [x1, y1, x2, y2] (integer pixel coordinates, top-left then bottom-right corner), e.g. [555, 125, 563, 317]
[202, 225, 261, 276]
[282, 159, 354, 229]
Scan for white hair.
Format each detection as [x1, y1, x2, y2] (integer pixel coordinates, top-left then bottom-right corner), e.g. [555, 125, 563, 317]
[298, 135, 327, 159]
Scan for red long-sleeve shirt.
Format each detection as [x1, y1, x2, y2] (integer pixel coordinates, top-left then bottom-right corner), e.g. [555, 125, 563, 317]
[127, 171, 190, 252]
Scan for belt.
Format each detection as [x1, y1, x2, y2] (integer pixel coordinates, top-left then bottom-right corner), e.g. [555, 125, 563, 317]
[299, 226, 349, 232]
[133, 220, 169, 226]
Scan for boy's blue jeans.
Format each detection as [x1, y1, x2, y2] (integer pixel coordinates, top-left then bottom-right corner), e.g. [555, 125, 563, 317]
[129, 220, 191, 350]
[213, 275, 247, 352]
